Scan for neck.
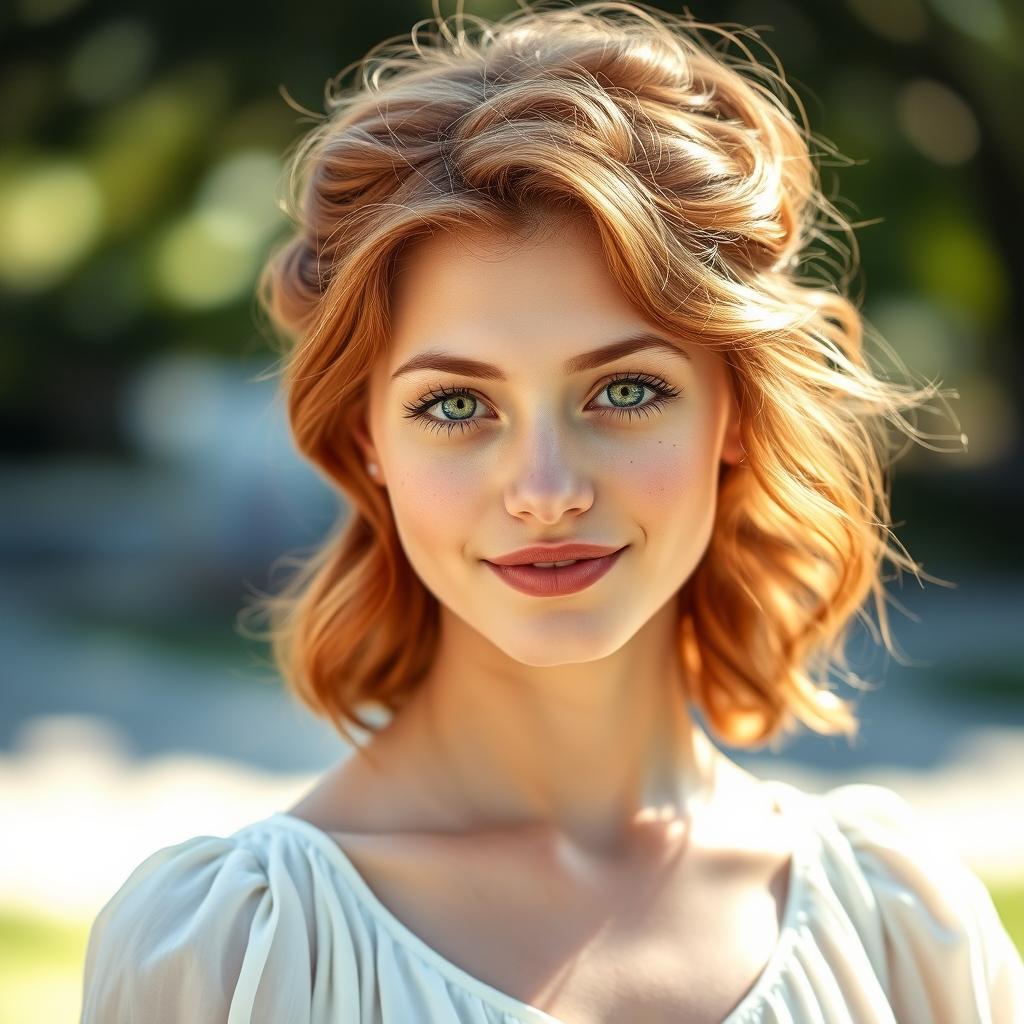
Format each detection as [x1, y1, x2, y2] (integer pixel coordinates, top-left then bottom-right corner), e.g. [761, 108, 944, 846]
[386, 597, 727, 857]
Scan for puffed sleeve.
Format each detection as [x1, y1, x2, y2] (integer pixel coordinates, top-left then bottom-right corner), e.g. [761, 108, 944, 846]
[80, 832, 316, 1023]
[825, 783, 1024, 1024]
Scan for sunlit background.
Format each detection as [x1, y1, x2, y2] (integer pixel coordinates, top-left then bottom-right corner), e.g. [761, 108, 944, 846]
[2, 0, 1023, 1019]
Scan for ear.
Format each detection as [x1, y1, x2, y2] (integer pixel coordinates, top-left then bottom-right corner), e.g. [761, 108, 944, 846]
[351, 410, 385, 484]
[719, 367, 745, 467]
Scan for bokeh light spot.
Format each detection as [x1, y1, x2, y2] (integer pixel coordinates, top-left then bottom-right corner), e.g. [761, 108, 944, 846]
[66, 19, 156, 106]
[897, 79, 980, 166]
[153, 208, 259, 310]
[948, 373, 1017, 468]
[868, 294, 965, 381]
[15, 0, 84, 26]
[845, 0, 928, 43]
[197, 150, 284, 241]
[86, 65, 231, 236]
[926, 0, 1007, 44]
[0, 158, 104, 292]
[905, 211, 1006, 325]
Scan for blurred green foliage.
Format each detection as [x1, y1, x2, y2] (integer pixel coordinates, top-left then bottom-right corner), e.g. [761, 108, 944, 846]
[0, 909, 89, 1024]
[932, 663, 1024, 702]
[2, 0, 1022, 564]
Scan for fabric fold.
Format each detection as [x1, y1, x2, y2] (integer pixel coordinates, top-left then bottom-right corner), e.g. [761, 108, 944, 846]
[79, 781, 1024, 1023]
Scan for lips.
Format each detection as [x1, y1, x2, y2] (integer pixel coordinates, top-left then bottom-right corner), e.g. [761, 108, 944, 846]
[483, 547, 626, 597]
[485, 542, 625, 566]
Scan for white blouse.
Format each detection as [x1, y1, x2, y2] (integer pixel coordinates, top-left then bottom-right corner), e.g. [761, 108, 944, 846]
[80, 780, 1024, 1023]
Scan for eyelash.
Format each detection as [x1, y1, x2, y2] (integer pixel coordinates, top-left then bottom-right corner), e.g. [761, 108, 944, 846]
[400, 371, 683, 438]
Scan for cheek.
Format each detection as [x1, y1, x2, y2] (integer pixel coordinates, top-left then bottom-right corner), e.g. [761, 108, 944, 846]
[388, 449, 485, 546]
[619, 420, 720, 518]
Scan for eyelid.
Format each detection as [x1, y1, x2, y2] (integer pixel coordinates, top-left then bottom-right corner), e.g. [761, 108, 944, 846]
[401, 369, 682, 435]
[408, 368, 682, 411]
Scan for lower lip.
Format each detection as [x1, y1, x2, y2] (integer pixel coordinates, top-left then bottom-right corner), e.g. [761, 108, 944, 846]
[483, 548, 626, 597]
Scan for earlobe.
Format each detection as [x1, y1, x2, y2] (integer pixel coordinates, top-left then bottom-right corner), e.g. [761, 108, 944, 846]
[721, 437, 745, 466]
[351, 413, 384, 483]
[362, 449, 384, 484]
[362, 450, 384, 485]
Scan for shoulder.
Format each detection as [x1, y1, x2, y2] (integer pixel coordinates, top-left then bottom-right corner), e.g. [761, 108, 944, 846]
[804, 781, 1024, 1021]
[816, 782, 999, 929]
[80, 816, 363, 1023]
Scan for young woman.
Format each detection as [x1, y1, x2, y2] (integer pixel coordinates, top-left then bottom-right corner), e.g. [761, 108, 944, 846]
[81, 3, 1023, 1021]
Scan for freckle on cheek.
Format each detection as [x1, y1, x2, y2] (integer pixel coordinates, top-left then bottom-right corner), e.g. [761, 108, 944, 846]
[402, 465, 473, 513]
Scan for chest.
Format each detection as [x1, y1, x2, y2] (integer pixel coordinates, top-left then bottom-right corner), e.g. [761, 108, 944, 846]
[334, 830, 794, 1024]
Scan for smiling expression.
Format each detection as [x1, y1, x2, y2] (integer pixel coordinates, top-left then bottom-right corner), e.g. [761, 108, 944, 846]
[358, 214, 743, 666]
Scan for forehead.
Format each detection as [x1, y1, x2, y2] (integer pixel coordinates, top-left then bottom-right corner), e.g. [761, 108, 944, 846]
[394, 208, 598, 276]
[387, 218, 647, 352]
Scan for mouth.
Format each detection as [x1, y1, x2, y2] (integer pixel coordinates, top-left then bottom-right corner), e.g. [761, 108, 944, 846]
[482, 547, 627, 598]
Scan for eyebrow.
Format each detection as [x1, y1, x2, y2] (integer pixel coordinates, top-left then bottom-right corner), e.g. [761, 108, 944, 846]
[389, 332, 691, 383]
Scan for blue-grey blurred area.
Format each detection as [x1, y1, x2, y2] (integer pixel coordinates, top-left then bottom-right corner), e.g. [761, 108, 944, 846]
[1, 0, 1023, 1015]
[2, 353, 346, 770]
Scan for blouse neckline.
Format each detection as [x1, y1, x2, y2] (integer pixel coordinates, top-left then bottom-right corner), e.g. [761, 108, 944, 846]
[257, 777, 817, 1024]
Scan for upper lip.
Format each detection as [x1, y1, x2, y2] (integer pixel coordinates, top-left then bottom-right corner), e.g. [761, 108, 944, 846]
[485, 543, 625, 566]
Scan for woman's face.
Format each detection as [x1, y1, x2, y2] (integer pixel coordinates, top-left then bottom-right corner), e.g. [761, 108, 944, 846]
[360, 216, 743, 667]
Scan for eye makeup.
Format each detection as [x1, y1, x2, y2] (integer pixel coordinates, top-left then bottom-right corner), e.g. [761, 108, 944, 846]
[400, 370, 683, 438]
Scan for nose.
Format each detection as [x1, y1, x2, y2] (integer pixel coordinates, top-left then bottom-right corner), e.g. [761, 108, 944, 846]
[502, 420, 595, 524]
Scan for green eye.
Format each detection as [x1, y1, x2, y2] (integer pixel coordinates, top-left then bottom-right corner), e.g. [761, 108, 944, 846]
[401, 371, 682, 438]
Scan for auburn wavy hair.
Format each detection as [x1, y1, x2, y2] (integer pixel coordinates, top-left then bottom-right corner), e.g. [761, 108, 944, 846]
[240, 0, 963, 755]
